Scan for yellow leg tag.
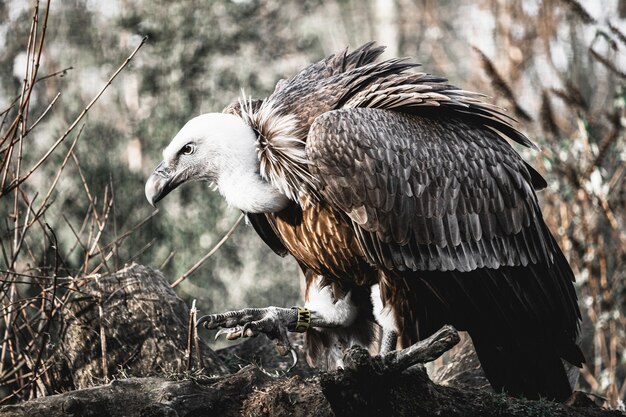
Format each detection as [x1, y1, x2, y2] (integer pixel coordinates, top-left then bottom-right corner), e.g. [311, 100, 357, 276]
[293, 307, 311, 333]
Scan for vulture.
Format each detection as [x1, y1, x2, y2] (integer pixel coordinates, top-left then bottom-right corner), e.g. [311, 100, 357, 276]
[145, 43, 583, 401]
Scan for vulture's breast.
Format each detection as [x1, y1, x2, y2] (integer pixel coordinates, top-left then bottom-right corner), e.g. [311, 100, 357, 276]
[273, 202, 374, 284]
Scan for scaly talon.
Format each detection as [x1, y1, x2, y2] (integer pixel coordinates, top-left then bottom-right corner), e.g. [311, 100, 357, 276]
[213, 325, 257, 340]
[241, 322, 254, 338]
[226, 328, 243, 340]
[196, 307, 301, 358]
[214, 327, 232, 340]
[197, 314, 215, 329]
[287, 348, 298, 372]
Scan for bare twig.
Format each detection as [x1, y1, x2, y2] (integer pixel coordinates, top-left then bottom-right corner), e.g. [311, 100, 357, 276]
[472, 46, 532, 122]
[158, 251, 176, 270]
[560, 0, 597, 24]
[589, 48, 626, 79]
[171, 213, 244, 288]
[185, 300, 195, 371]
[95, 275, 108, 384]
[1, 35, 148, 197]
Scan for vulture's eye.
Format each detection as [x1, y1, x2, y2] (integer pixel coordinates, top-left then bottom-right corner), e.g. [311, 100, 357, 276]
[180, 144, 195, 155]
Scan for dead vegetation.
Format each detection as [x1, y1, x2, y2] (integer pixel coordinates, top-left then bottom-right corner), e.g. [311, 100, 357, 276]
[0, 2, 151, 403]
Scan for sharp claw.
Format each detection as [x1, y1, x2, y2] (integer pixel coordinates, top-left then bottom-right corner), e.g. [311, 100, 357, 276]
[196, 314, 212, 329]
[276, 347, 298, 374]
[241, 322, 254, 338]
[215, 326, 247, 340]
[211, 321, 258, 341]
[214, 328, 231, 340]
[286, 348, 298, 373]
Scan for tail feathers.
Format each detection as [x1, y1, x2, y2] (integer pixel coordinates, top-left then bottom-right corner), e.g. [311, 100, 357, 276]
[305, 327, 345, 370]
[472, 336, 580, 401]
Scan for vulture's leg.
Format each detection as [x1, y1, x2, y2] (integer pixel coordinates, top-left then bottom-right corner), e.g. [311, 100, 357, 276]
[379, 329, 398, 355]
[197, 277, 359, 357]
[198, 296, 358, 341]
[197, 305, 353, 360]
[370, 284, 399, 355]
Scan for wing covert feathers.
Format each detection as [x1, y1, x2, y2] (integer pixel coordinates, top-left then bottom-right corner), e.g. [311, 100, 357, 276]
[307, 108, 552, 273]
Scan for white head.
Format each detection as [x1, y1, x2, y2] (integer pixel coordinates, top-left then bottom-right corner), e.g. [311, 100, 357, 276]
[145, 113, 290, 213]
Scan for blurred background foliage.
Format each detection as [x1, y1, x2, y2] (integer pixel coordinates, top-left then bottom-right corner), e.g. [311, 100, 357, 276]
[0, 0, 624, 407]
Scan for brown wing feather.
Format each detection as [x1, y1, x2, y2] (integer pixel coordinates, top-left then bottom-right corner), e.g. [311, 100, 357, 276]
[271, 203, 373, 283]
[307, 107, 551, 273]
[306, 106, 582, 400]
[229, 43, 545, 203]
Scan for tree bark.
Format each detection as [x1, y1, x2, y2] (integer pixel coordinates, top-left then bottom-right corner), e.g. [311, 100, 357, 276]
[52, 264, 227, 391]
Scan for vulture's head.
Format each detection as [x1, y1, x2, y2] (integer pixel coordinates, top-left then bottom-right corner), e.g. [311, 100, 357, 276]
[145, 113, 290, 213]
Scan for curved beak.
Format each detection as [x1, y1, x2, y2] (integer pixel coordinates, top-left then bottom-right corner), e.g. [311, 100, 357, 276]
[145, 161, 179, 207]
